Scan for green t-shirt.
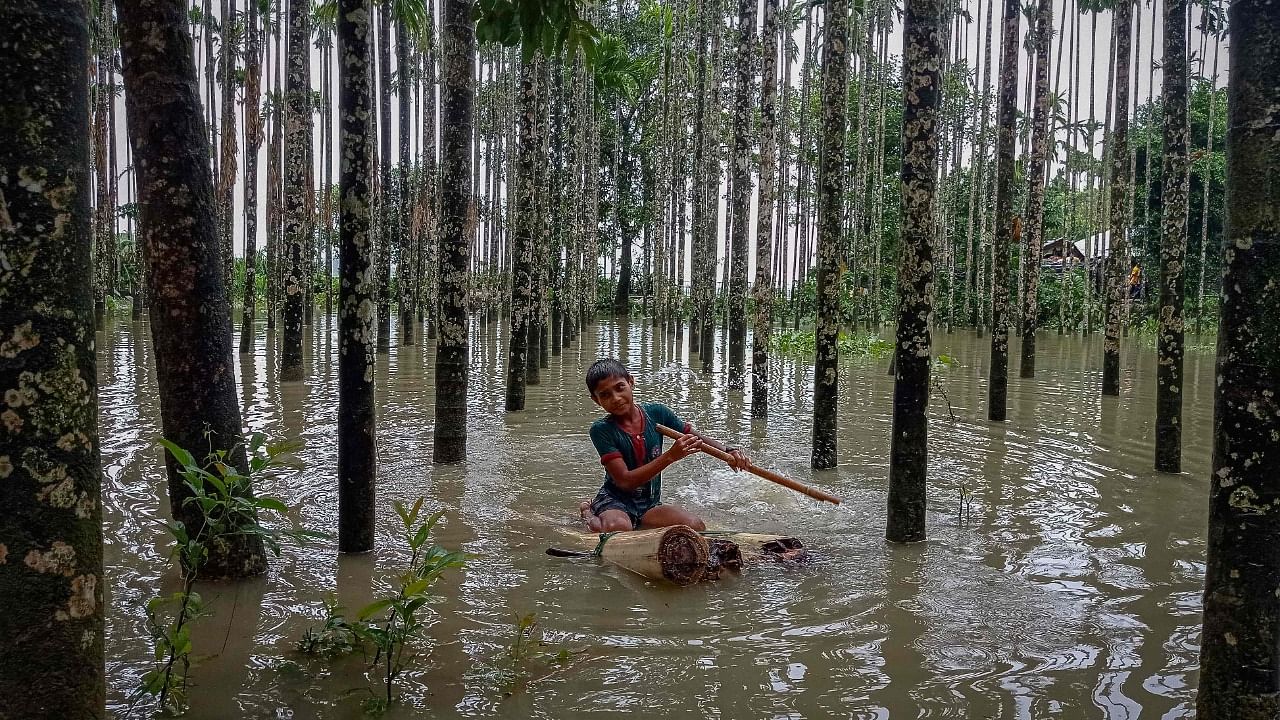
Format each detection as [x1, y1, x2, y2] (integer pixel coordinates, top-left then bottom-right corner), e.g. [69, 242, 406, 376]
[589, 402, 689, 509]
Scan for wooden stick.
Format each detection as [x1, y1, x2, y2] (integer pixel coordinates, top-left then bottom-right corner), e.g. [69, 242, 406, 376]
[655, 424, 842, 505]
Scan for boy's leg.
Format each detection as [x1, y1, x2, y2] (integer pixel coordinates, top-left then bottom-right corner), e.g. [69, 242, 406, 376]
[581, 502, 633, 532]
[638, 504, 706, 531]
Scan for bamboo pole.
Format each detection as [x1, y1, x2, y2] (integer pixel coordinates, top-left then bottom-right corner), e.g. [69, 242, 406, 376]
[655, 424, 842, 505]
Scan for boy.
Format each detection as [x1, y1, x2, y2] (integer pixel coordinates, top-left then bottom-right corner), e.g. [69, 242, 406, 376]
[579, 358, 750, 532]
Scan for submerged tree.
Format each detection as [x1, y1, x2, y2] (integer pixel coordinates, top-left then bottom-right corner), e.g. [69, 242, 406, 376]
[433, 0, 474, 463]
[1102, 0, 1132, 397]
[987, 0, 1018, 421]
[751, 0, 779, 418]
[118, 0, 266, 579]
[280, 0, 311, 381]
[1196, 1, 1280, 715]
[811, 0, 848, 470]
[0, 2, 105, 715]
[1018, 0, 1050, 378]
[886, 0, 944, 543]
[726, 0, 755, 388]
[505, 53, 539, 412]
[336, 0, 377, 552]
[239, 0, 265, 354]
[1155, 0, 1189, 473]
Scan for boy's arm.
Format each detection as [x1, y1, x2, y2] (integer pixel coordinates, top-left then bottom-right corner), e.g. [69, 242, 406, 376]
[604, 432, 704, 492]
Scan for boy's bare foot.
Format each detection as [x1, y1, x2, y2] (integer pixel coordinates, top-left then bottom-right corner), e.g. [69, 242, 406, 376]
[580, 501, 604, 532]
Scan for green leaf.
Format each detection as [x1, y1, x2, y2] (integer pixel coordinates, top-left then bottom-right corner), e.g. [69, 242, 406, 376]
[255, 497, 289, 514]
[158, 438, 197, 469]
[357, 598, 394, 621]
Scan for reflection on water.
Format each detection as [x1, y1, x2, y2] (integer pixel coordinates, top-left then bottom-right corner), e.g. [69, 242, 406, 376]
[99, 313, 1208, 718]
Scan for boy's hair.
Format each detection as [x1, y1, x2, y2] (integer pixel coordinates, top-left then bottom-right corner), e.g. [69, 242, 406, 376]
[586, 358, 630, 395]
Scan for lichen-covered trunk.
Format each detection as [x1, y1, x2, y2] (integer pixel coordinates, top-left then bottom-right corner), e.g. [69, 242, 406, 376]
[375, 5, 393, 353]
[1018, 0, 1051, 378]
[752, 0, 779, 418]
[698, 0, 724, 372]
[688, 0, 711, 359]
[92, 0, 112, 330]
[433, 0, 473, 463]
[1101, 0, 1132, 397]
[217, 0, 239, 303]
[397, 16, 414, 347]
[986, 0, 1019, 421]
[279, 0, 310, 381]
[1154, 0, 1188, 474]
[505, 56, 538, 412]
[0, 3, 105, 715]
[117, 0, 265, 579]
[613, 132, 633, 319]
[528, 56, 549, 382]
[1195, 43, 1220, 336]
[239, 0, 263, 354]
[336, 0, 377, 552]
[421, 33, 438, 337]
[811, 0, 848, 470]
[886, 0, 942, 543]
[727, 0, 754, 388]
[1195, 3, 1280, 714]
[265, 38, 282, 331]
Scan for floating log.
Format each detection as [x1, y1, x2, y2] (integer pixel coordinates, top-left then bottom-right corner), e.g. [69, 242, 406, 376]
[593, 525, 709, 585]
[552, 528, 808, 584]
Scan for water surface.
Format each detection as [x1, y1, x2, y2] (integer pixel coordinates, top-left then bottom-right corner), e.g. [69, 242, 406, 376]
[98, 314, 1212, 718]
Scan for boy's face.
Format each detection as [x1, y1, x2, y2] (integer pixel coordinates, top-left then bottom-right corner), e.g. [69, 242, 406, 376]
[590, 374, 635, 417]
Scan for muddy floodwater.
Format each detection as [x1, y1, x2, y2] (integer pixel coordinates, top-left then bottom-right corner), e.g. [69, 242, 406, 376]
[98, 313, 1214, 718]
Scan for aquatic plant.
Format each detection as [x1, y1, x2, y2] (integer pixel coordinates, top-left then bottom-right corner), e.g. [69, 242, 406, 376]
[930, 354, 959, 421]
[465, 612, 585, 697]
[768, 328, 893, 359]
[299, 497, 467, 712]
[136, 434, 318, 716]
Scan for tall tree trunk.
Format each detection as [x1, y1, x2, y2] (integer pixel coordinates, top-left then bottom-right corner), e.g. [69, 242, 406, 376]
[433, 0, 473, 463]
[375, 4, 392, 353]
[93, 0, 113, 330]
[1154, 0, 1188, 473]
[280, 0, 311, 381]
[505, 55, 538, 411]
[752, 0, 779, 418]
[397, 16, 414, 346]
[1102, 0, 1132, 397]
[1196, 2, 1280, 714]
[811, 0, 848, 470]
[987, 0, 1019, 421]
[0, 3, 105, 714]
[118, 0, 266, 578]
[1018, 0, 1051, 378]
[1194, 41, 1220, 336]
[336, 0, 377, 552]
[727, 0, 754, 388]
[217, 0, 238, 303]
[887, 0, 943, 543]
[240, 0, 263, 354]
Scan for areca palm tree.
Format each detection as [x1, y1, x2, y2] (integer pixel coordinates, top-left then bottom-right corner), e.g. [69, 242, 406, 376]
[1155, 0, 1189, 473]
[987, 0, 1019, 421]
[336, 0, 377, 551]
[433, 0, 474, 463]
[812, 0, 849, 470]
[0, 2, 105, 713]
[279, 0, 311, 381]
[1102, 0, 1133, 397]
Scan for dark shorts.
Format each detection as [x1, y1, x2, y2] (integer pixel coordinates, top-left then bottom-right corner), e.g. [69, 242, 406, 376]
[590, 488, 658, 530]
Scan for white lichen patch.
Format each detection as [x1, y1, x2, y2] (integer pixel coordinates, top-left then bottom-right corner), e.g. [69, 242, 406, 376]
[24, 540, 76, 576]
[17, 166, 48, 194]
[66, 574, 97, 619]
[0, 543, 7, 564]
[0, 455, 11, 478]
[1, 408, 22, 433]
[1, 320, 39, 358]
[1228, 485, 1265, 514]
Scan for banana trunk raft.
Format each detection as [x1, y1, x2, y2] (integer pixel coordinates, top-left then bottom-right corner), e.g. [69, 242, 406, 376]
[548, 525, 808, 586]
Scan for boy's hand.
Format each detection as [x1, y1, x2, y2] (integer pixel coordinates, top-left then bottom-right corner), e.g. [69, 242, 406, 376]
[725, 449, 751, 472]
[666, 433, 703, 461]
